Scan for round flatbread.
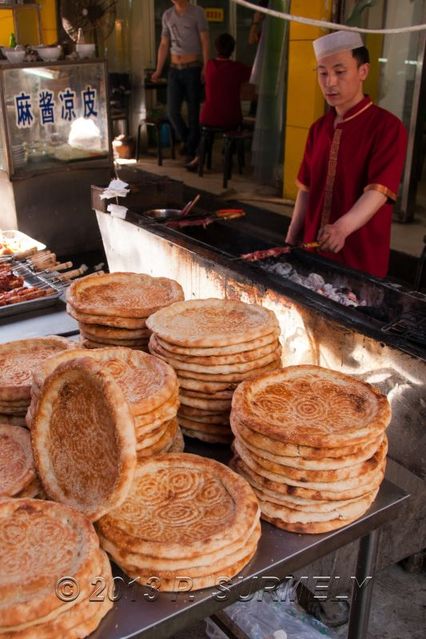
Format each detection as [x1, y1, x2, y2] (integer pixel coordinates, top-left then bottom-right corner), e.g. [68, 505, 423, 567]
[97, 453, 260, 559]
[67, 272, 184, 319]
[153, 329, 280, 356]
[146, 298, 279, 347]
[33, 347, 178, 417]
[67, 303, 148, 329]
[79, 322, 150, 340]
[149, 333, 280, 366]
[32, 357, 137, 521]
[0, 337, 71, 402]
[0, 499, 105, 628]
[231, 366, 391, 448]
[0, 425, 35, 497]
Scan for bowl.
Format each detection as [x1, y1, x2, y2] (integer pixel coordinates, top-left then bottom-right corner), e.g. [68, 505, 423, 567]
[37, 46, 62, 62]
[4, 49, 26, 64]
[76, 43, 96, 59]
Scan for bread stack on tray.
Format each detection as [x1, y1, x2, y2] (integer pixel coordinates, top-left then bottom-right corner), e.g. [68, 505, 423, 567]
[147, 298, 281, 444]
[66, 272, 184, 352]
[230, 366, 390, 533]
[0, 424, 42, 498]
[0, 337, 71, 427]
[0, 499, 113, 637]
[97, 453, 261, 591]
[28, 347, 183, 462]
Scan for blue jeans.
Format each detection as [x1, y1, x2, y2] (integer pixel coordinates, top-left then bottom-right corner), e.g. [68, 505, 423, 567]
[167, 66, 202, 158]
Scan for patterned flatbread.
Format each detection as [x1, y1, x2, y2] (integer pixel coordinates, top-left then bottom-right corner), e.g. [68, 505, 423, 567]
[0, 499, 106, 628]
[0, 337, 71, 402]
[0, 425, 35, 497]
[67, 272, 184, 318]
[32, 357, 137, 521]
[146, 298, 279, 347]
[231, 366, 391, 448]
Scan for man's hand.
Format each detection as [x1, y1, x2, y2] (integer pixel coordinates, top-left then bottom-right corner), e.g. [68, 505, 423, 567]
[151, 70, 161, 82]
[317, 222, 348, 253]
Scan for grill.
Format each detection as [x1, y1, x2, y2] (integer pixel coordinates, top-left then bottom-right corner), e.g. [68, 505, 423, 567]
[382, 309, 426, 346]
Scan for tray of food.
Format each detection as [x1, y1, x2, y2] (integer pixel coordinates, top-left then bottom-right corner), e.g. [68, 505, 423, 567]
[0, 262, 63, 318]
[0, 229, 46, 257]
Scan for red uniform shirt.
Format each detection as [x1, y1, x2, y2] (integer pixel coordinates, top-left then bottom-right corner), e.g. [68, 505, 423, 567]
[297, 96, 407, 277]
[200, 58, 251, 130]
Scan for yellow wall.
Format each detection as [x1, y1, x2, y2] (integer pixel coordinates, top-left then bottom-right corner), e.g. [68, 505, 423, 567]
[283, 0, 333, 199]
[0, 0, 57, 47]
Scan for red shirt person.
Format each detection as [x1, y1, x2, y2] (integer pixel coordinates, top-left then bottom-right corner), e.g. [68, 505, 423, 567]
[286, 30, 407, 278]
[200, 33, 251, 130]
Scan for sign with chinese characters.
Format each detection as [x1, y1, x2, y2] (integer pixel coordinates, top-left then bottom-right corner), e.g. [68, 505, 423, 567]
[205, 8, 224, 22]
[14, 85, 98, 129]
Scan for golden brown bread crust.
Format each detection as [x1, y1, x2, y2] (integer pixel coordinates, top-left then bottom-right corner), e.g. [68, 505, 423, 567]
[0, 337, 71, 402]
[67, 272, 184, 319]
[231, 366, 391, 448]
[97, 453, 260, 558]
[33, 347, 178, 417]
[0, 425, 35, 498]
[149, 333, 280, 365]
[153, 329, 280, 356]
[32, 357, 137, 521]
[146, 298, 279, 347]
[67, 303, 148, 328]
[233, 436, 387, 483]
[231, 415, 383, 460]
[231, 454, 386, 501]
[0, 499, 102, 628]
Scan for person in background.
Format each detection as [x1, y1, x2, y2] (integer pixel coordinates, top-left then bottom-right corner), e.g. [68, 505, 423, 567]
[285, 30, 407, 278]
[186, 33, 251, 171]
[248, 0, 268, 45]
[151, 0, 209, 163]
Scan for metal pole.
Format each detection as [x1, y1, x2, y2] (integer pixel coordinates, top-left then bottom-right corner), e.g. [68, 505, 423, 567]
[347, 529, 380, 639]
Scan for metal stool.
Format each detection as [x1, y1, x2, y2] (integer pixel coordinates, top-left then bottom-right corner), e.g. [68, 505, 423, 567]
[222, 130, 252, 188]
[136, 117, 176, 166]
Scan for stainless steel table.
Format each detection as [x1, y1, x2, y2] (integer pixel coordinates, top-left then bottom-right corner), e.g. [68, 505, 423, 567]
[0, 301, 78, 343]
[89, 448, 408, 639]
[0, 311, 409, 639]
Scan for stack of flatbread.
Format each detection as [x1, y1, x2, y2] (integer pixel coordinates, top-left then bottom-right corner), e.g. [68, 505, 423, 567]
[230, 366, 390, 534]
[66, 272, 184, 352]
[97, 453, 261, 591]
[28, 347, 183, 460]
[147, 298, 281, 444]
[0, 337, 71, 427]
[0, 424, 42, 498]
[0, 499, 112, 637]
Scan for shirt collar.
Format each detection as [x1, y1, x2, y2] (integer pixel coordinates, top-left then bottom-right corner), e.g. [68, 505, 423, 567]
[333, 95, 373, 125]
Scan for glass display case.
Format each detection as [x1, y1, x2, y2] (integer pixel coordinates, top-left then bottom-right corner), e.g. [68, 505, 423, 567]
[0, 59, 112, 177]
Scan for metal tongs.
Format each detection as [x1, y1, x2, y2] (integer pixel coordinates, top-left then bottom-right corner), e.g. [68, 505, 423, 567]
[166, 209, 245, 229]
[240, 242, 320, 262]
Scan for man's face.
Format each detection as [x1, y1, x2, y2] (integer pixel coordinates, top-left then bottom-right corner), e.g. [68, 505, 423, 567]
[316, 49, 369, 113]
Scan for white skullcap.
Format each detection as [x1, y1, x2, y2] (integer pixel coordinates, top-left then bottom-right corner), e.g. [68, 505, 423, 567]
[313, 30, 364, 60]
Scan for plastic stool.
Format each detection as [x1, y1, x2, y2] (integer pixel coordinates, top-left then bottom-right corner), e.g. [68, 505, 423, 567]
[222, 130, 252, 188]
[136, 117, 176, 166]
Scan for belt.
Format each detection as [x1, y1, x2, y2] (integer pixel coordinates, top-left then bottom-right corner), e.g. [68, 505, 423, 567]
[170, 61, 202, 70]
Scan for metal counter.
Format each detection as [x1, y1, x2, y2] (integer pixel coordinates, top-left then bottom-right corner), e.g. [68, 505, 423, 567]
[94, 206, 426, 582]
[89, 454, 408, 639]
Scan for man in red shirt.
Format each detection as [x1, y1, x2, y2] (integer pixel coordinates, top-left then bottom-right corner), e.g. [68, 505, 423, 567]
[186, 33, 251, 170]
[285, 30, 407, 278]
